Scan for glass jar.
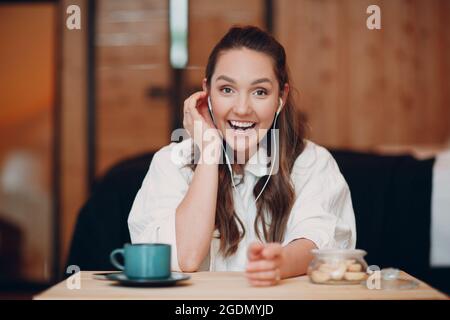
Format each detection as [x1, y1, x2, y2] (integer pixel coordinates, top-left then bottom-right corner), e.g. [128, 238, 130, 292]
[307, 249, 369, 285]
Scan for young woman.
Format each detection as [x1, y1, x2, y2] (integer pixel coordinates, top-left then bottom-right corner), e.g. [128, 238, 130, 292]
[128, 26, 356, 286]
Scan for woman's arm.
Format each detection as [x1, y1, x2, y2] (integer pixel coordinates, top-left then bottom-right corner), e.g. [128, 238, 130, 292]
[245, 239, 317, 286]
[176, 91, 223, 272]
[279, 238, 317, 278]
[175, 155, 220, 272]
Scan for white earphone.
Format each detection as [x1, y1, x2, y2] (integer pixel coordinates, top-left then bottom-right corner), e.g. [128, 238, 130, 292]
[254, 97, 282, 202]
[207, 96, 283, 202]
[276, 97, 283, 114]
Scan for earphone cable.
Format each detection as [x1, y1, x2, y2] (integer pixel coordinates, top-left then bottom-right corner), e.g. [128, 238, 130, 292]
[254, 111, 280, 203]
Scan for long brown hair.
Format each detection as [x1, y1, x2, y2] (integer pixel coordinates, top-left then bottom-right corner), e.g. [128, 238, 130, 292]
[189, 26, 306, 257]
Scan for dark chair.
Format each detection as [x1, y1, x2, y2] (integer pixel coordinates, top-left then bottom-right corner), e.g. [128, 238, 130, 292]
[0, 218, 22, 281]
[66, 152, 155, 272]
[66, 148, 449, 294]
[331, 151, 437, 283]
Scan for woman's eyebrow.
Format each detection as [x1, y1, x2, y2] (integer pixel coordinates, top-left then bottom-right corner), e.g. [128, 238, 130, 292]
[216, 75, 236, 83]
[215, 75, 272, 85]
[251, 78, 272, 85]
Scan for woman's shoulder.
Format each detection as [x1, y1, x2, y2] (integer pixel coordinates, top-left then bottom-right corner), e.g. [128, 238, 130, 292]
[152, 138, 194, 168]
[147, 139, 194, 185]
[292, 139, 338, 173]
[290, 139, 348, 197]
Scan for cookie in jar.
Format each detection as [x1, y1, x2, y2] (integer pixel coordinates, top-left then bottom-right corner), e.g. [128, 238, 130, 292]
[307, 249, 368, 285]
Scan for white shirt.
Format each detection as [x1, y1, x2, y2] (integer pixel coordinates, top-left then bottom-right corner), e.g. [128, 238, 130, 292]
[431, 149, 450, 266]
[128, 138, 356, 272]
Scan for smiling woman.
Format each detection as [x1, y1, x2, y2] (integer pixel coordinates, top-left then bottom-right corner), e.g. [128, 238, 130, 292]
[127, 26, 356, 287]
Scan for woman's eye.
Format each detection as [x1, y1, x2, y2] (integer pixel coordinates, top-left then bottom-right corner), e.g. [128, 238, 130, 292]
[221, 87, 233, 94]
[254, 89, 267, 96]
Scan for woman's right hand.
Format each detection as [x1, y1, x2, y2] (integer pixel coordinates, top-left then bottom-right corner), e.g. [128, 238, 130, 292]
[176, 91, 223, 271]
[183, 91, 221, 154]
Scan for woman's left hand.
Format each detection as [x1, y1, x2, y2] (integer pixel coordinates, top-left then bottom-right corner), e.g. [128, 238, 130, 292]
[245, 242, 284, 286]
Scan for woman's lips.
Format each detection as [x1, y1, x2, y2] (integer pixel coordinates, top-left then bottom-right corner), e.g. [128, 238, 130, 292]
[227, 120, 257, 130]
[225, 121, 259, 136]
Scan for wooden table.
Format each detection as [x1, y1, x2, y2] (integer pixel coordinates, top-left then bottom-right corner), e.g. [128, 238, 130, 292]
[34, 271, 448, 300]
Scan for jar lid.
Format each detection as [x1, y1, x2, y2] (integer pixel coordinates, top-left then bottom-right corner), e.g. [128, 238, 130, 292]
[311, 249, 367, 258]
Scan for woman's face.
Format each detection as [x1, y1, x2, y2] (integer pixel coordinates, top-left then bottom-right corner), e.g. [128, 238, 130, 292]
[203, 48, 288, 160]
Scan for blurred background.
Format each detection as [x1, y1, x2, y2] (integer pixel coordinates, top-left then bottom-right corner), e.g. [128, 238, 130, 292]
[0, 0, 449, 298]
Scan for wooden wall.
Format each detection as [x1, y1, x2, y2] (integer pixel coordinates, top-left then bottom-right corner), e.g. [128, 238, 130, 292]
[96, 0, 171, 177]
[276, 0, 450, 149]
[60, 0, 88, 273]
[186, 0, 265, 90]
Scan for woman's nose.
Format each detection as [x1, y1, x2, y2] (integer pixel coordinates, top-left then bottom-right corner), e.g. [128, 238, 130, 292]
[232, 98, 252, 116]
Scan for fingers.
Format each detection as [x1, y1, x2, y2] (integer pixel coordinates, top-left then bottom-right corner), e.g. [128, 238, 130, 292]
[197, 101, 215, 128]
[184, 91, 207, 119]
[261, 243, 283, 260]
[183, 91, 208, 137]
[183, 91, 216, 139]
[246, 243, 283, 271]
[246, 269, 279, 281]
[247, 242, 264, 261]
[246, 257, 281, 272]
[245, 243, 283, 287]
[246, 266, 281, 287]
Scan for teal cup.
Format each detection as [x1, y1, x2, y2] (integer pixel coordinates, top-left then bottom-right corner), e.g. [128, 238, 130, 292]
[110, 243, 171, 279]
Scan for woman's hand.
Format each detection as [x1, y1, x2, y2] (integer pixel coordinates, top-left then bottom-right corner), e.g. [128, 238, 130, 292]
[183, 91, 221, 154]
[245, 242, 284, 286]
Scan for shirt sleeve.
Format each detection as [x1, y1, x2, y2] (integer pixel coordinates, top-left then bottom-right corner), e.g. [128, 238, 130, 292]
[127, 144, 190, 272]
[282, 143, 357, 250]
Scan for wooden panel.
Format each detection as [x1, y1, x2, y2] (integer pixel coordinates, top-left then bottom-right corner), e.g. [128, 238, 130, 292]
[275, 0, 450, 150]
[444, 0, 450, 145]
[414, 0, 448, 143]
[382, 0, 416, 145]
[60, 0, 88, 272]
[186, 0, 265, 89]
[277, 0, 345, 146]
[344, 0, 379, 148]
[96, 0, 171, 177]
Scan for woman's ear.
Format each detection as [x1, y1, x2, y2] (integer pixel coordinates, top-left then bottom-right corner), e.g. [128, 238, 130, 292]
[280, 83, 289, 109]
[202, 78, 208, 93]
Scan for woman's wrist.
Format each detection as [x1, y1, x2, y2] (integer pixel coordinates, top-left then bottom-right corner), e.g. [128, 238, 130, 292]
[198, 139, 222, 165]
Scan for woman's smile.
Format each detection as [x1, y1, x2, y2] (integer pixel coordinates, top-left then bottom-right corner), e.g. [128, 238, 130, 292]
[226, 120, 258, 136]
[228, 120, 257, 130]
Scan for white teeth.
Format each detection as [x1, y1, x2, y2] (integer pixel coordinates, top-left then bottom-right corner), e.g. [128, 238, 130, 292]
[230, 120, 255, 128]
